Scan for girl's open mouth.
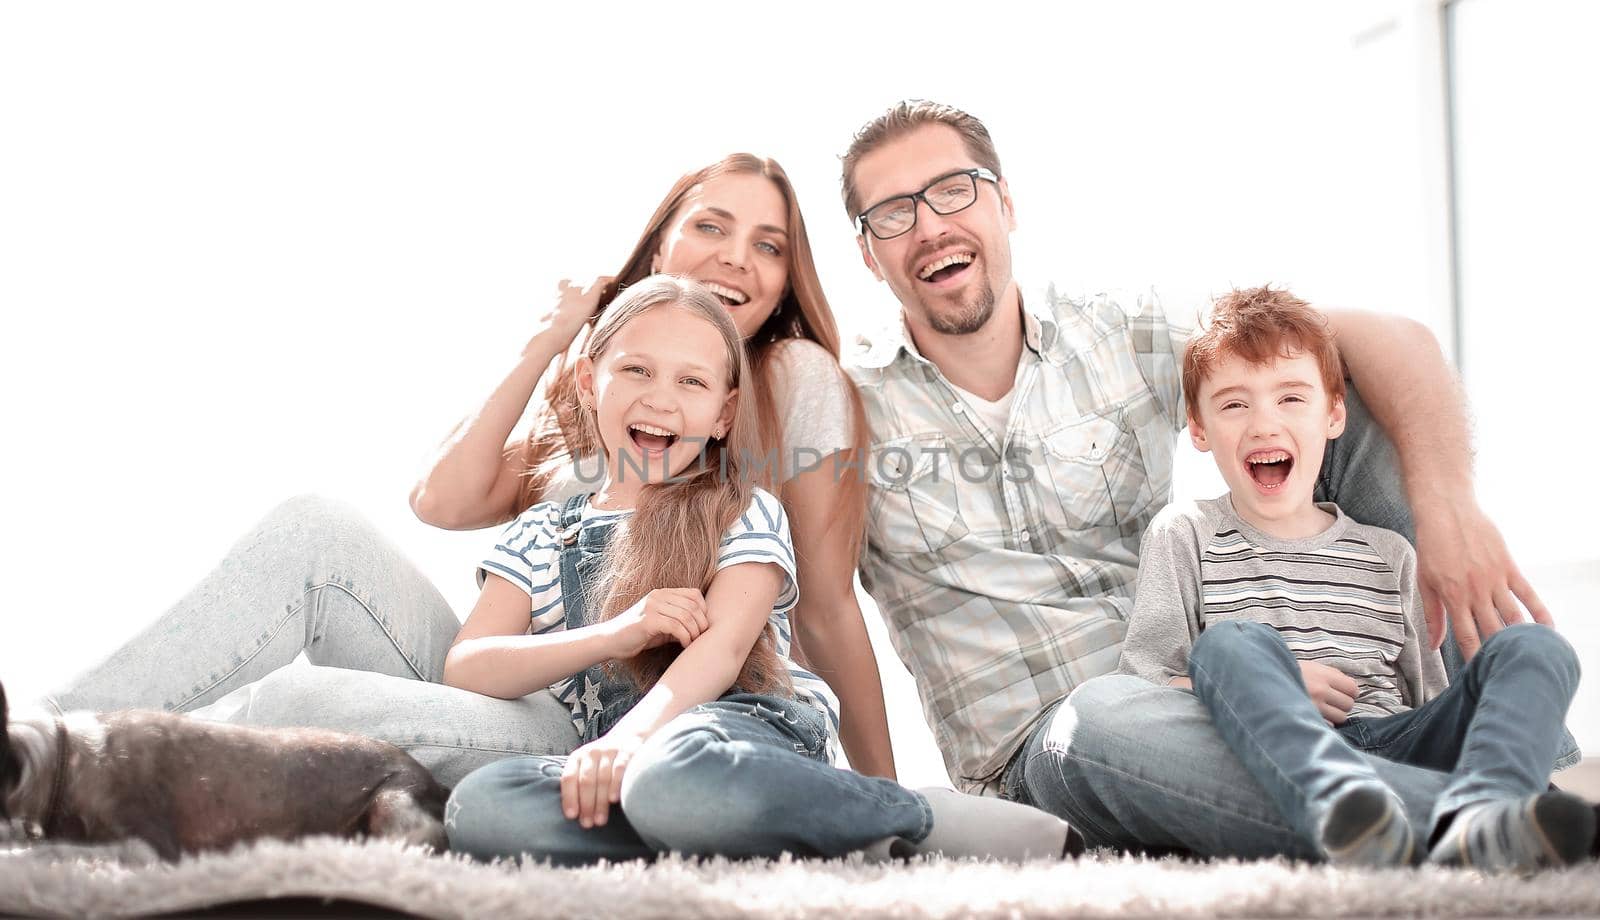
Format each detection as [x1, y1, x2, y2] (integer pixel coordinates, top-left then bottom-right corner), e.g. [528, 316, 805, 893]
[1246, 450, 1293, 491]
[628, 424, 678, 453]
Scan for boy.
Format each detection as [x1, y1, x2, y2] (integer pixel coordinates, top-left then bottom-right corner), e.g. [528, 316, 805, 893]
[1117, 286, 1591, 871]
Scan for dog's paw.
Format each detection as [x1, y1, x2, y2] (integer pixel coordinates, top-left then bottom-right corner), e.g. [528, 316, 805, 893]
[0, 818, 33, 849]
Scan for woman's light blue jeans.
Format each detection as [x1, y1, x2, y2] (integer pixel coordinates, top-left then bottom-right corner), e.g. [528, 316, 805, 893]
[49, 494, 579, 786]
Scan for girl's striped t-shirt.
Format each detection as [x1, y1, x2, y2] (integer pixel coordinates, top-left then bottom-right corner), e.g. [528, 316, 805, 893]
[479, 487, 843, 760]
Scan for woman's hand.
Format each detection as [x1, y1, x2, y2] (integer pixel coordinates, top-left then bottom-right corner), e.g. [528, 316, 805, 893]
[1299, 661, 1358, 725]
[410, 273, 616, 531]
[604, 588, 709, 658]
[531, 276, 614, 354]
[562, 731, 647, 828]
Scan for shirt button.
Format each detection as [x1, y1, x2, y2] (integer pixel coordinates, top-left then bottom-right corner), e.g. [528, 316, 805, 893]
[1021, 529, 1031, 542]
[952, 403, 965, 413]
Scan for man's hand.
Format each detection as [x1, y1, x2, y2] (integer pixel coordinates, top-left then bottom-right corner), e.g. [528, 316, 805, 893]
[1299, 661, 1358, 725]
[1414, 497, 1552, 659]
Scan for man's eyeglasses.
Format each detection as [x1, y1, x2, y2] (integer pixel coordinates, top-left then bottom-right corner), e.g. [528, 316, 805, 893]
[857, 167, 1000, 240]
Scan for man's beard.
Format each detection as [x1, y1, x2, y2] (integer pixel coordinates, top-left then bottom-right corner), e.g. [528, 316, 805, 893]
[925, 277, 996, 336]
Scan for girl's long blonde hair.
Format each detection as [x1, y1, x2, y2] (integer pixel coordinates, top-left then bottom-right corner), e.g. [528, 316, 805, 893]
[580, 275, 791, 697]
[518, 154, 868, 561]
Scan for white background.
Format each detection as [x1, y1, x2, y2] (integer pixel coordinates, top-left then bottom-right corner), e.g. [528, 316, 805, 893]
[2, 1, 1595, 787]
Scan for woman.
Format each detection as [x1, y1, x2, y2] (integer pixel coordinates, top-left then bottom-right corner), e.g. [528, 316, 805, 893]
[412, 154, 894, 778]
[51, 153, 894, 785]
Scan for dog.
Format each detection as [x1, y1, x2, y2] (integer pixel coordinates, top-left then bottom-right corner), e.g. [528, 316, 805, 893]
[0, 681, 448, 860]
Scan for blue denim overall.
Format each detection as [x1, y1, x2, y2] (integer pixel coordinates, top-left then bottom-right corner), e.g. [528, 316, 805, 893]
[555, 492, 640, 744]
[445, 493, 934, 864]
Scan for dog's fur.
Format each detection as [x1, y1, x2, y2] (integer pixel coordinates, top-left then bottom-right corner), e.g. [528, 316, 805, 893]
[0, 682, 447, 860]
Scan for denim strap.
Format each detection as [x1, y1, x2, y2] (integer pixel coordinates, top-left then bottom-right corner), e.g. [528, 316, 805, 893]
[555, 492, 639, 743]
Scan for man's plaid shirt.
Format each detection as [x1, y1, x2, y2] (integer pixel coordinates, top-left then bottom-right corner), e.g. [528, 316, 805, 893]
[849, 287, 1190, 793]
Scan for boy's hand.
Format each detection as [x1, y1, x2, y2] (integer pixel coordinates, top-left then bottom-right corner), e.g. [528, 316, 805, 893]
[562, 731, 646, 829]
[1299, 661, 1358, 725]
[1414, 496, 1552, 659]
[605, 588, 709, 659]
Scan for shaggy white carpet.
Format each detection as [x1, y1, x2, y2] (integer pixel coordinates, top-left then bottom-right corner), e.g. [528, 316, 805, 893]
[3, 837, 1599, 919]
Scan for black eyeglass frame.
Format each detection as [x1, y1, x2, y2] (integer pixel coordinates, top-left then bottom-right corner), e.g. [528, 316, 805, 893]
[856, 167, 1002, 240]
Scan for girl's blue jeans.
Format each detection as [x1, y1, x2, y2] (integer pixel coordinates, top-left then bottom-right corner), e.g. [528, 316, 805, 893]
[446, 692, 932, 864]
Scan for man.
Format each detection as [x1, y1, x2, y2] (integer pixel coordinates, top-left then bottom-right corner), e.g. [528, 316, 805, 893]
[839, 99, 1575, 858]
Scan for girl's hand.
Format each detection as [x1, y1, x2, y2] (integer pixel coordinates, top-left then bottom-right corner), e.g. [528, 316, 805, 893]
[562, 731, 646, 828]
[531, 276, 614, 354]
[1298, 661, 1358, 725]
[605, 588, 709, 658]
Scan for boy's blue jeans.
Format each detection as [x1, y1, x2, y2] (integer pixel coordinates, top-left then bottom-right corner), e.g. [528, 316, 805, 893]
[1188, 620, 1581, 851]
[446, 692, 933, 864]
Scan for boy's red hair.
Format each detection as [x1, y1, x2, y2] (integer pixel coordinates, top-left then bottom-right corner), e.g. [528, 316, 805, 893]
[1184, 286, 1345, 425]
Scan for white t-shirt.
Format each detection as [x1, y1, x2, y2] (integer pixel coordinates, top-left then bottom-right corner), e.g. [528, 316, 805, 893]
[946, 348, 1034, 442]
[767, 337, 857, 479]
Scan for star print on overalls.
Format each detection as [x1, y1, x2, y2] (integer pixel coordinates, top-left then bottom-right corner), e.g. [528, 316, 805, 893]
[579, 671, 605, 716]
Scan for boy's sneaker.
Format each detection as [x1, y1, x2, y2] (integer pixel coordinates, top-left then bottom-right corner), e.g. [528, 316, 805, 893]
[1428, 791, 1596, 872]
[868, 787, 1081, 862]
[1319, 784, 1414, 867]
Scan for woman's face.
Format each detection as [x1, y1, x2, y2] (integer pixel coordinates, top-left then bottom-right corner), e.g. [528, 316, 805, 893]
[651, 172, 791, 339]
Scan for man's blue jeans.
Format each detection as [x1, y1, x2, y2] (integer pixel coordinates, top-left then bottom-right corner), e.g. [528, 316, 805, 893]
[446, 693, 933, 865]
[1188, 620, 1580, 851]
[1005, 386, 1581, 859]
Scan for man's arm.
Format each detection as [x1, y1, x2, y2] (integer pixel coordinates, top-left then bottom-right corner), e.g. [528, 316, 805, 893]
[1324, 308, 1551, 658]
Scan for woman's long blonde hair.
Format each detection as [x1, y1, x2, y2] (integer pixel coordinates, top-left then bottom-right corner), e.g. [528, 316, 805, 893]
[579, 276, 791, 696]
[518, 154, 868, 560]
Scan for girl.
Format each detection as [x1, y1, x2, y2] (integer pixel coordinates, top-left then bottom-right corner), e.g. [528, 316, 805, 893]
[442, 275, 1071, 863]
